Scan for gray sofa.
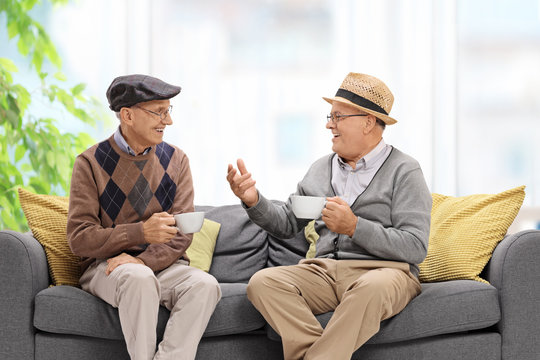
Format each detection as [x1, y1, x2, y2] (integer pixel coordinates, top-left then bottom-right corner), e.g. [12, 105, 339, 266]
[1, 203, 540, 360]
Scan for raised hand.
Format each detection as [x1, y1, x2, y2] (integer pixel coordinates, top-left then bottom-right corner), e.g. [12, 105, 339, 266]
[322, 197, 358, 237]
[226, 159, 259, 207]
[142, 212, 177, 244]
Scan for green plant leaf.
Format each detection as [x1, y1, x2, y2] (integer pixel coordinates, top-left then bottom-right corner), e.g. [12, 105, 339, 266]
[71, 83, 86, 96]
[0, 58, 18, 72]
[15, 145, 26, 162]
[17, 36, 30, 56]
[21, 0, 40, 12]
[45, 151, 55, 167]
[5, 108, 19, 128]
[1, 207, 24, 231]
[32, 51, 44, 73]
[54, 71, 67, 82]
[7, 20, 19, 39]
[0, 0, 101, 230]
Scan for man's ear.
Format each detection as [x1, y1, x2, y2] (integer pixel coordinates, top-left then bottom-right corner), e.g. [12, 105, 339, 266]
[120, 107, 134, 125]
[364, 114, 377, 133]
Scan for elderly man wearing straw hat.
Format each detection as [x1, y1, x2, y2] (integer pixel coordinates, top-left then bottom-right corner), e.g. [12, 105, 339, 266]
[226, 72, 431, 360]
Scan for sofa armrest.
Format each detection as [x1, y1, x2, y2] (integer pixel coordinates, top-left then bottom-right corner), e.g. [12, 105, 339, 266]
[0, 230, 49, 359]
[486, 230, 540, 360]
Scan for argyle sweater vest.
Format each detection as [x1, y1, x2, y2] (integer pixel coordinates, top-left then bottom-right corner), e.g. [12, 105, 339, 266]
[67, 136, 194, 273]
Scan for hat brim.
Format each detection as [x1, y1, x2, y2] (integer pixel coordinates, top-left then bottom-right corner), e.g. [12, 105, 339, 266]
[322, 96, 397, 125]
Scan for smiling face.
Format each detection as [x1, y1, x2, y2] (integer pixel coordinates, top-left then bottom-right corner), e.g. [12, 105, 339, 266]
[119, 99, 172, 154]
[326, 101, 382, 166]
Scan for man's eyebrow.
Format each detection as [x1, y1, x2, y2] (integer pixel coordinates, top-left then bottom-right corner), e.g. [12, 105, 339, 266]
[151, 105, 167, 112]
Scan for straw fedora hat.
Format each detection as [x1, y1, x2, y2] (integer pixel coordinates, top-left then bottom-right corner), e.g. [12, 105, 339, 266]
[323, 73, 397, 125]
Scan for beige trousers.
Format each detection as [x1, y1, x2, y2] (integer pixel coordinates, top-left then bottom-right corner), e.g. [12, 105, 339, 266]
[247, 258, 421, 360]
[80, 259, 221, 360]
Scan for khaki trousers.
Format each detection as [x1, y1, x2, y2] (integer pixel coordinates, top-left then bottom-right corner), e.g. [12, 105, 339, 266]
[247, 258, 421, 360]
[80, 259, 221, 360]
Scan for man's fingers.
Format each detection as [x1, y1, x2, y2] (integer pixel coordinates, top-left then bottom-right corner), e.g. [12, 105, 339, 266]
[155, 211, 172, 218]
[235, 172, 252, 184]
[227, 169, 253, 192]
[162, 216, 176, 226]
[332, 196, 348, 205]
[237, 159, 249, 175]
[226, 166, 238, 184]
[324, 201, 338, 211]
[105, 261, 116, 275]
[238, 179, 256, 192]
[164, 225, 178, 235]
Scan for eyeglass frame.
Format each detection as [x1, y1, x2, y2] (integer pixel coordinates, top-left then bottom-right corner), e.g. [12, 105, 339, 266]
[326, 113, 368, 124]
[135, 105, 173, 120]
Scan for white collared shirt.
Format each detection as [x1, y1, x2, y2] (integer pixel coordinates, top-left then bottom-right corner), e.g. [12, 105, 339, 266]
[331, 139, 392, 205]
[113, 127, 151, 156]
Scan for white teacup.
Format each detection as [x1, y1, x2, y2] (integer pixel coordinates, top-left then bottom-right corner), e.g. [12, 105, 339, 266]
[174, 212, 205, 234]
[290, 195, 327, 219]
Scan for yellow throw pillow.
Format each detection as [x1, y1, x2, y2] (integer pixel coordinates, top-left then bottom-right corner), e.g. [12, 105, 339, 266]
[186, 219, 221, 272]
[419, 186, 525, 284]
[304, 220, 319, 259]
[18, 188, 81, 287]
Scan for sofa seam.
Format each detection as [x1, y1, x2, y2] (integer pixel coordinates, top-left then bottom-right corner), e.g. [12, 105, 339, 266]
[373, 316, 502, 344]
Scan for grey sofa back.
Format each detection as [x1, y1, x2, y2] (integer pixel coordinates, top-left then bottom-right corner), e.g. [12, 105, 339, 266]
[196, 203, 310, 283]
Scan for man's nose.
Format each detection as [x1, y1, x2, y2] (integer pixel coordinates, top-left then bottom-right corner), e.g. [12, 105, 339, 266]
[326, 120, 334, 130]
[162, 115, 173, 125]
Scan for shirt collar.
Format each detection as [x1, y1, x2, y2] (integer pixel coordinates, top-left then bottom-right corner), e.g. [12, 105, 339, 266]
[113, 127, 152, 156]
[337, 139, 387, 171]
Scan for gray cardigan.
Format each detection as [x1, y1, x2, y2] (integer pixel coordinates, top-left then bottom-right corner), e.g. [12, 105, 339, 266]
[246, 147, 432, 277]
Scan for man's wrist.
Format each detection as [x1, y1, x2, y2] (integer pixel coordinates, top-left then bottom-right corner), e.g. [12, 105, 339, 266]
[348, 217, 357, 237]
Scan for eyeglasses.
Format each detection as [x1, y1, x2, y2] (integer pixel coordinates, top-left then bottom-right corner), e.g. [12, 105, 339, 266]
[326, 113, 368, 124]
[136, 105, 173, 120]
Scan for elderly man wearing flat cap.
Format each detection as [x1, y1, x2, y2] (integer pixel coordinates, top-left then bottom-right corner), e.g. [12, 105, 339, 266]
[227, 73, 431, 360]
[67, 74, 221, 360]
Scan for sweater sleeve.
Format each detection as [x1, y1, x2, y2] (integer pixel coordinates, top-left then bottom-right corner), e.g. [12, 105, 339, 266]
[245, 192, 310, 239]
[67, 156, 145, 258]
[136, 151, 194, 272]
[245, 157, 328, 239]
[350, 167, 432, 265]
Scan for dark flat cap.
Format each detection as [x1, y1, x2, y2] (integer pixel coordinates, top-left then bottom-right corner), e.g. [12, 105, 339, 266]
[106, 74, 181, 112]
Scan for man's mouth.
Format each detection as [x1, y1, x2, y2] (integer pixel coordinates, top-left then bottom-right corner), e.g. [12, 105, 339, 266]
[155, 128, 164, 133]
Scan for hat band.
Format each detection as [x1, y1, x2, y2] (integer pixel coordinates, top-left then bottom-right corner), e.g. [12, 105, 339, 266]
[335, 88, 388, 115]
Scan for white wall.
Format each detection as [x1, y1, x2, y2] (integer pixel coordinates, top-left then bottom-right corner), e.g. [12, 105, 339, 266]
[5, 0, 539, 206]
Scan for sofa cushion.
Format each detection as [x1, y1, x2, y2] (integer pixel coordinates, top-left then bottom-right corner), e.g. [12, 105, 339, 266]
[419, 186, 525, 283]
[196, 204, 268, 283]
[305, 221, 318, 259]
[267, 280, 500, 344]
[265, 200, 310, 267]
[267, 230, 310, 267]
[185, 219, 221, 272]
[18, 188, 80, 287]
[34, 283, 265, 340]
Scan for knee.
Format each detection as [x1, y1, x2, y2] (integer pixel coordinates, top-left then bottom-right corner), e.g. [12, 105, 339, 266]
[117, 265, 159, 295]
[246, 268, 275, 301]
[191, 273, 222, 301]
